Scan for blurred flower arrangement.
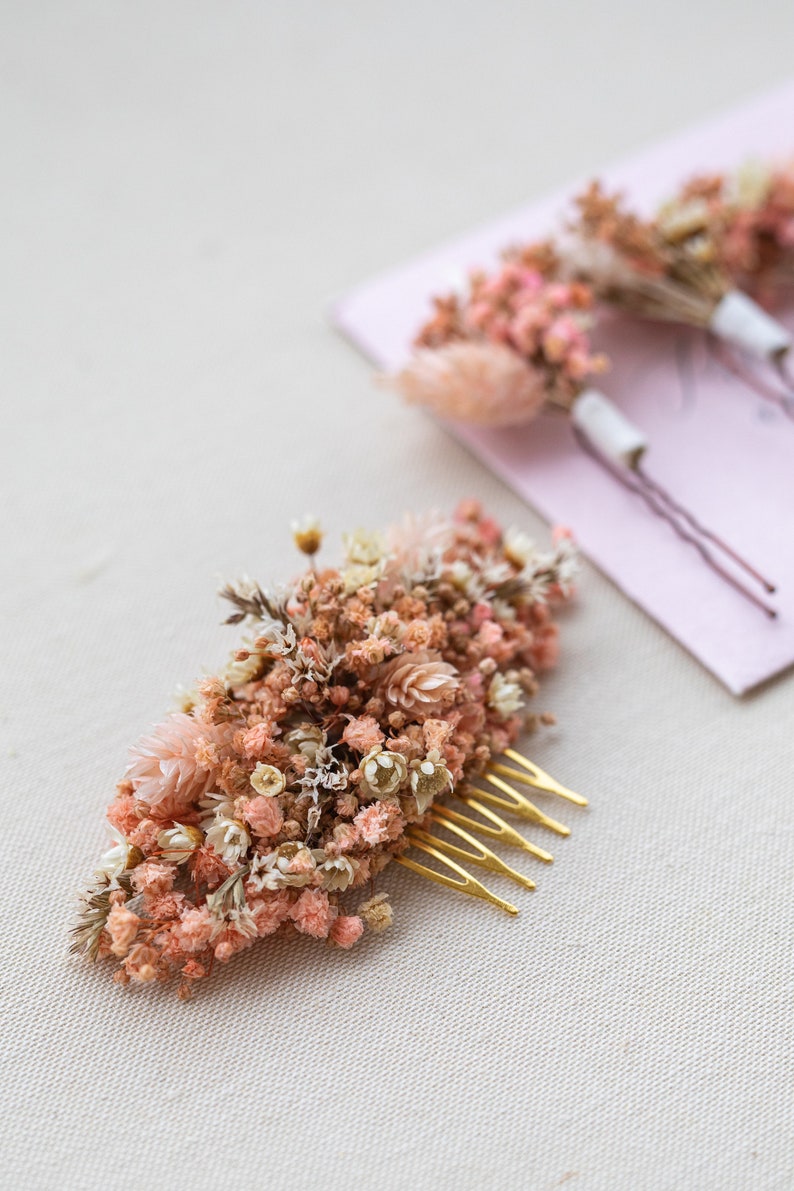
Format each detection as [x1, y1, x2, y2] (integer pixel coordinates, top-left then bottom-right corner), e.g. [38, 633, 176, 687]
[673, 159, 794, 304]
[392, 247, 608, 426]
[73, 503, 576, 997]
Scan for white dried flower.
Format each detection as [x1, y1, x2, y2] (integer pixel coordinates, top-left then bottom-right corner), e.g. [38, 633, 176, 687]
[409, 749, 453, 813]
[487, 673, 524, 719]
[247, 843, 317, 892]
[250, 762, 286, 798]
[503, 528, 536, 569]
[318, 854, 360, 892]
[209, 905, 258, 942]
[157, 823, 203, 864]
[95, 826, 140, 881]
[729, 160, 771, 211]
[343, 529, 386, 567]
[284, 724, 326, 763]
[359, 746, 408, 799]
[253, 618, 297, 657]
[204, 817, 251, 865]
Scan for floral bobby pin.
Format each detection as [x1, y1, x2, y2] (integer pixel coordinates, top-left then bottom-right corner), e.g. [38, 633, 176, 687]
[391, 252, 776, 616]
[73, 504, 585, 998]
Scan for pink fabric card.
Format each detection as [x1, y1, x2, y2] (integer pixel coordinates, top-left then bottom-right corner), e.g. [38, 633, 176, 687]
[332, 81, 794, 695]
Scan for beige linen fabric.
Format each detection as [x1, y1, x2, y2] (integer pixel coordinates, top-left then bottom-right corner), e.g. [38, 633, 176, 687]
[1, 4, 792, 1189]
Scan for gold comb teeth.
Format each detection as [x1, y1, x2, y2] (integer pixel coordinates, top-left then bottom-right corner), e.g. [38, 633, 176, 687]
[396, 748, 587, 914]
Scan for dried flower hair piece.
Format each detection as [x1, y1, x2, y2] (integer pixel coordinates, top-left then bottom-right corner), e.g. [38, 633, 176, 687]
[73, 504, 585, 997]
[389, 256, 776, 616]
[564, 180, 794, 414]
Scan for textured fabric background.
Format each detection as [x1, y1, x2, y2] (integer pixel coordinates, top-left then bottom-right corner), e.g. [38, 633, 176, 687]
[1, 4, 793, 1189]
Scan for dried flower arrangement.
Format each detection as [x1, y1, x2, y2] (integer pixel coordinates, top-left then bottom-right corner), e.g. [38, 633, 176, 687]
[676, 159, 794, 305]
[389, 254, 776, 616]
[564, 180, 793, 402]
[73, 503, 580, 997]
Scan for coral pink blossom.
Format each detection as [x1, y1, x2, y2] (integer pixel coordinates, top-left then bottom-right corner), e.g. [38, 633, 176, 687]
[289, 889, 337, 939]
[106, 904, 140, 958]
[131, 860, 175, 897]
[189, 846, 230, 890]
[145, 891, 186, 921]
[126, 713, 233, 818]
[243, 795, 284, 839]
[175, 905, 215, 953]
[213, 910, 258, 963]
[124, 944, 160, 983]
[106, 793, 140, 836]
[342, 715, 385, 754]
[354, 800, 404, 847]
[329, 915, 364, 949]
[249, 891, 293, 936]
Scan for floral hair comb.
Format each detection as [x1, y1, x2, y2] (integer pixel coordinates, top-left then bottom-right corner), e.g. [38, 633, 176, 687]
[72, 503, 584, 997]
[564, 180, 794, 413]
[389, 253, 776, 616]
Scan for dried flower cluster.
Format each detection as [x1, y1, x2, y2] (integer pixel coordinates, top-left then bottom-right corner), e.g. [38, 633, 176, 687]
[674, 160, 794, 304]
[73, 504, 576, 996]
[391, 253, 608, 427]
[563, 180, 731, 327]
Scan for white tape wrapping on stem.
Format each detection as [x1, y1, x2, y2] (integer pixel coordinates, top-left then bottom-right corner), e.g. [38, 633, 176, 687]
[709, 290, 792, 359]
[571, 389, 648, 469]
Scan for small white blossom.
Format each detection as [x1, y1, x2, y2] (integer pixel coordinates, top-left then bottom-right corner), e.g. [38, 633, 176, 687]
[359, 746, 408, 799]
[409, 750, 453, 813]
[284, 724, 326, 763]
[343, 529, 386, 567]
[95, 826, 137, 881]
[253, 617, 297, 657]
[209, 905, 258, 942]
[503, 527, 536, 569]
[318, 854, 360, 892]
[157, 823, 203, 863]
[204, 817, 251, 865]
[487, 673, 524, 719]
[247, 843, 317, 892]
[250, 763, 286, 799]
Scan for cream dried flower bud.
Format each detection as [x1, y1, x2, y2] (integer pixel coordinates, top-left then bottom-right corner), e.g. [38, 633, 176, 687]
[318, 854, 360, 892]
[95, 826, 142, 881]
[487, 673, 524, 718]
[250, 762, 286, 798]
[157, 823, 203, 863]
[204, 817, 251, 865]
[359, 746, 408, 799]
[358, 891, 393, 932]
[343, 528, 386, 567]
[409, 749, 453, 813]
[284, 724, 326, 763]
[503, 527, 536, 569]
[292, 515, 323, 557]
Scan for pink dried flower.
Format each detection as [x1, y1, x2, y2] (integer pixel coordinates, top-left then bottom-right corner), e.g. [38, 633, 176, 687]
[329, 915, 364, 949]
[175, 905, 215, 953]
[123, 943, 160, 983]
[289, 889, 337, 939]
[342, 715, 385, 754]
[106, 903, 141, 958]
[379, 651, 459, 715]
[126, 713, 233, 818]
[130, 860, 176, 898]
[392, 341, 546, 427]
[242, 794, 284, 839]
[354, 800, 404, 847]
